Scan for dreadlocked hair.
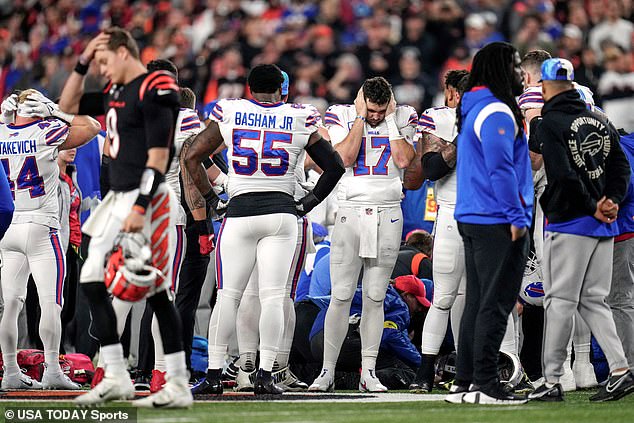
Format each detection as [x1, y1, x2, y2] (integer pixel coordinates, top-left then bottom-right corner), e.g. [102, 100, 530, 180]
[457, 42, 523, 134]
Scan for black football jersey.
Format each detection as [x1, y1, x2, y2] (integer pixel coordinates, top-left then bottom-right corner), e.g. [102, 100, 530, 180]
[103, 71, 180, 191]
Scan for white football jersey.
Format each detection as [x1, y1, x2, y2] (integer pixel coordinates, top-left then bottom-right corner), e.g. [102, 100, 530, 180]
[209, 98, 321, 198]
[168, 108, 203, 225]
[325, 104, 417, 207]
[0, 119, 69, 228]
[417, 107, 458, 209]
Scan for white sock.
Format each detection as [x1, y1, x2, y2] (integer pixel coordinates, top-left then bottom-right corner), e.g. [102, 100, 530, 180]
[259, 350, 277, 372]
[3, 352, 19, 375]
[101, 344, 126, 374]
[240, 351, 257, 371]
[45, 352, 62, 373]
[165, 351, 187, 380]
[322, 297, 353, 371]
[421, 305, 450, 355]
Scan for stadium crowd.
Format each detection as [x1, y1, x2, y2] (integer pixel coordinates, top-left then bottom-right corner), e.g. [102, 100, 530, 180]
[0, 0, 633, 408]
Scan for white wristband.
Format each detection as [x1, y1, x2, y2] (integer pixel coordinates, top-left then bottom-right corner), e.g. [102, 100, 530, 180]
[53, 108, 75, 124]
[385, 114, 400, 141]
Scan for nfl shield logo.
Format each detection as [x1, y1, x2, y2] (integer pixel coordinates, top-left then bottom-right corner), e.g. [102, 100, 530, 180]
[365, 208, 373, 215]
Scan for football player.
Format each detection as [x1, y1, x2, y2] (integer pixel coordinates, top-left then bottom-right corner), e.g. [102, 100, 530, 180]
[519, 49, 598, 391]
[309, 77, 417, 392]
[183, 64, 344, 395]
[0, 89, 100, 390]
[71, 28, 191, 408]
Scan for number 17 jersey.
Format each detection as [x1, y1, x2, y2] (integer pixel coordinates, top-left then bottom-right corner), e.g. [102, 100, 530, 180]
[325, 104, 417, 207]
[209, 98, 321, 198]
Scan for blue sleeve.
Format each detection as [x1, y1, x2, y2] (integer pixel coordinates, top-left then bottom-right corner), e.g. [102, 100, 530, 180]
[381, 325, 421, 368]
[309, 256, 331, 297]
[0, 163, 14, 240]
[480, 112, 528, 228]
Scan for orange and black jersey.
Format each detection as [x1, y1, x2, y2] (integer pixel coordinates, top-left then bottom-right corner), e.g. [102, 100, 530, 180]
[103, 71, 180, 192]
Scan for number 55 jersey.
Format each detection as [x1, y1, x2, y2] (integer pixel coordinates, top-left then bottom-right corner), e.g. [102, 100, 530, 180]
[208, 98, 321, 198]
[0, 119, 69, 229]
[324, 104, 417, 207]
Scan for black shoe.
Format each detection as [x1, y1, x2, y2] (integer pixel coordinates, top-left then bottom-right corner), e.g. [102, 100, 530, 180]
[514, 372, 536, 395]
[133, 372, 151, 391]
[528, 383, 564, 402]
[464, 383, 528, 405]
[409, 380, 433, 393]
[191, 377, 223, 395]
[590, 371, 634, 402]
[254, 369, 284, 395]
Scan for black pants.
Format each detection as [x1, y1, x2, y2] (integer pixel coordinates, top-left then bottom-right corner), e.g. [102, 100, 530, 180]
[136, 302, 155, 373]
[520, 304, 544, 381]
[456, 222, 529, 388]
[175, 223, 210, 372]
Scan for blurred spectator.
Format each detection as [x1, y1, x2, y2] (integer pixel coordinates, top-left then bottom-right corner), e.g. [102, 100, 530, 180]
[598, 45, 634, 132]
[356, 16, 397, 80]
[326, 53, 362, 104]
[589, 0, 633, 59]
[4, 41, 31, 96]
[392, 48, 435, 112]
[203, 46, 247, 104]
[513, 12, 555, 57]
[575, 47, 604, 101]
[557, 24, 584, 68]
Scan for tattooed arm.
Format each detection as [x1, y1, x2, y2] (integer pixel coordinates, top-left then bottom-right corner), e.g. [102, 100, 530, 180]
[421, 132, 456, 181]
[180, 134, 207, 221]
[403, 138, 424, 190]
[183, 120, 225, 210]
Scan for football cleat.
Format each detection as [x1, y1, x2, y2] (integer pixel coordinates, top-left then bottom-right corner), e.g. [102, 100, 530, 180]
[75, 370, 134, 405]
[409, 380, 433, 394]
[308, 368, 335, 392]
[589, 371, 634, 402]
[150, 369, 166, 393]
[359, 369, 387, 393]
[191, 376, 223, 395]
[234, 368, 255, 392]
[463, 383, 528, 405]
[254, 369, 283, 395]
[134, 372, 151, 391]
[1, 370, 43, 390]
[513, 371, 535, 395]
[134, 376, 193, 408]
[444, 383, 470, 404]
[573, 361, 598, 390]
[41, 367, 81, 390]
[91, 366, 105, 388]
[276, 367, 308, 392]
[528, 383, 564, 402]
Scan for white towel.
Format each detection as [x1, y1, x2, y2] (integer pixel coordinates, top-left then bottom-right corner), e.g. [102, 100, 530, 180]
[359, 206, 378, 258]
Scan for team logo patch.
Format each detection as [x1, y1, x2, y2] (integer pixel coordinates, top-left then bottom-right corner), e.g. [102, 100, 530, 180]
[524, 281, 545, 298]
[365, 208, 373, 215]
[8, 132, 18, 137]
[341, 217, 346, 223]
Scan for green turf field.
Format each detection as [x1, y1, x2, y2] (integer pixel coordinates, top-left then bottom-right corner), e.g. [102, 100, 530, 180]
[2, 391, 634, 423]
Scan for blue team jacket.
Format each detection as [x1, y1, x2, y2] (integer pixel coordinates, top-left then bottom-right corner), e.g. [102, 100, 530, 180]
[618, 133, 634, 236]
[454, 87, 533, 229]
[307, 285, 421, 368]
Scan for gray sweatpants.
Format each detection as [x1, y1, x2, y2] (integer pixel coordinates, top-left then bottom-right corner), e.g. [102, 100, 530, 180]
[542, 232, 628, 383]
[607, 237, 634, 368]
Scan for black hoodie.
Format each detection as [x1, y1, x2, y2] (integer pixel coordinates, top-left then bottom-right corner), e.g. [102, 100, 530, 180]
[536, 89, 631, 224]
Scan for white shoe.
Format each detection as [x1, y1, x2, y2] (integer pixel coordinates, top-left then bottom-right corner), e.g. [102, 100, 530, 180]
[462, 389, 528, 405]
[560, 361, 577, 392]
[133, 377, 193, 408]
[275, 366, 308, 392]
[308, 368, 334, 392]
[445, 384, 470, 404]
[234, 368, 255, 392]
[1, 370, 43, 390]
[359, 369, 387, 393]
[42, 367, 81, 390]
[74, 370, 134, 405]
[573, 361, 598, 389]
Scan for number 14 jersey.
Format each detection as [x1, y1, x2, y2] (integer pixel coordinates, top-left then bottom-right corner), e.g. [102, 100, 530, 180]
[209, 98, 321, 198]
[0, 119, 69, 229]
[325, 104, 417, 207]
